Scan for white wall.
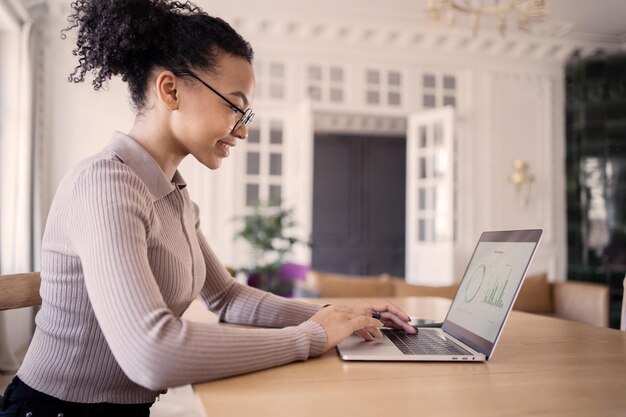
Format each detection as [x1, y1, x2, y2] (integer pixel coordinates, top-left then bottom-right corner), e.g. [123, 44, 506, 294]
[0, 8, 30, 370]
[31, 0, 623, 284]
[38, 21, 135, 212]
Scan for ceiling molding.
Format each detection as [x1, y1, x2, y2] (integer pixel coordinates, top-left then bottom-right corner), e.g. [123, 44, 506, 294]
[37, 2, 625, 62]
[229, 15, 616, 63]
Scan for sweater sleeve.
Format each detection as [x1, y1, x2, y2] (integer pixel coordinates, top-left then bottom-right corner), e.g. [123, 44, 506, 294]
[193, 204, 322, 328]
[67, 160, 326, 391]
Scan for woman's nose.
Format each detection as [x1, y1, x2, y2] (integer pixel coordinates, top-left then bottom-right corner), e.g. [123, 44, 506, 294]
[232, 123, 248, 140]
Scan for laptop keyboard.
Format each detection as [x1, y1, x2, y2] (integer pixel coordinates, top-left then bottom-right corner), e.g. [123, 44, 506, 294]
[381, 328, 472, 356]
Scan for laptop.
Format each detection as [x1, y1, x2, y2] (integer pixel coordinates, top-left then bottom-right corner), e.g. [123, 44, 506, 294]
[337, 229, 543, 362]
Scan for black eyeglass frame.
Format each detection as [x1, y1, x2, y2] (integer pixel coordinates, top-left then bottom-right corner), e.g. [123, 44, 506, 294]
[176, 71, 254, 131]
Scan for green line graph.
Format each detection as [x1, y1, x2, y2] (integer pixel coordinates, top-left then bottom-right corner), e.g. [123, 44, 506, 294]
[464, 264, 485, 303]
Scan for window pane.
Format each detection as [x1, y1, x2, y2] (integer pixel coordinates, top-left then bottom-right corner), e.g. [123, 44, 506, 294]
[443, 95, 456, 107]
[308, 65, 322, 81]
[269, 185, 282, 205]
[419, 187, 427, 210]
[388, 92, 401, 106]
[443, 75, 456, 89]
[246, 184, 259, 206]
[270, 153, 282, 176]
[423, 74, 436, 88]
[423, 94, 436, 108]
[308, 86, 322, 101]
[330, 67, 343, 82]
[418, 219, 426, 242]
[388, 71, 401, 86]
[248, 128, 260, 144]
[367, 90, 380, 104]
[270, 124, 283, 144]
[246, 152, 260, 175]
[270, 62, 285, 78]
[419, 157, 427, 179]
[419, 126, 428, 148]
[330, 88, 344, 103]
[434, 123, 443, 146]
[366, 70, 380, 84]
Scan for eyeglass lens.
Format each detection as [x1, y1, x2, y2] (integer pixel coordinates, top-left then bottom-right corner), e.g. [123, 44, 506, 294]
[234, 108, 255, 131]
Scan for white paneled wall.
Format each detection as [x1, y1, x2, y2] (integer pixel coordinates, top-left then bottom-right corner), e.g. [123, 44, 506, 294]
[28, 0, 622, 283]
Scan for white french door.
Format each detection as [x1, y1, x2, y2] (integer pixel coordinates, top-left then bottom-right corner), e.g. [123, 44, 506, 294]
[180, 101, 314, 270]
[233, 101, 314, 268]
[406, 107, 456, 284]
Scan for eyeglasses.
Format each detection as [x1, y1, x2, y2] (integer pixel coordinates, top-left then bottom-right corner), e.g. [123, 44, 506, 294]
[176, 71, 255, 132]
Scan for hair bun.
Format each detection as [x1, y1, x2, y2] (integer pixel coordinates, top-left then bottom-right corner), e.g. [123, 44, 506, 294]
[63, 0, 253, 110]
[64, 0, 196, 89]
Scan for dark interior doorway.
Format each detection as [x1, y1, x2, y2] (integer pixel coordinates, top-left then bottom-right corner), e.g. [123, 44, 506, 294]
[311, 134, 406, 276]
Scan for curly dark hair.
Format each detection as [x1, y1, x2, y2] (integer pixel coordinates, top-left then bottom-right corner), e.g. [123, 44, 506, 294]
[62, 0, 254, 110]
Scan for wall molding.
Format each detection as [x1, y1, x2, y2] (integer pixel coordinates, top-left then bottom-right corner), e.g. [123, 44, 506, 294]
[313, 112, 407, 136]
[41, 1, 625, 64]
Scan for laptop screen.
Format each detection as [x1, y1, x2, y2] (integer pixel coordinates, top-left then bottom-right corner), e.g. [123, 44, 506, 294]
[442, 229, 542, 358]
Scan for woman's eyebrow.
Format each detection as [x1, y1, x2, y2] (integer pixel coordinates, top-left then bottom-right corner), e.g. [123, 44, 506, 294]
[228, 91, 249, 107]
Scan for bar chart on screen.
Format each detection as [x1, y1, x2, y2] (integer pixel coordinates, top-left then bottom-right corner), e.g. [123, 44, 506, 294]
[483, 265, 512, 309]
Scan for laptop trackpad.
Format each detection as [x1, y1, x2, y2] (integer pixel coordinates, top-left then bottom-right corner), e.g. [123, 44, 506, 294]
[338, 333, 400, 356]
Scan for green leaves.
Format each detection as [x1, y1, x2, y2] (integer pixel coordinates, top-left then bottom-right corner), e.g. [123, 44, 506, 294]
[234, 201, 309, 274]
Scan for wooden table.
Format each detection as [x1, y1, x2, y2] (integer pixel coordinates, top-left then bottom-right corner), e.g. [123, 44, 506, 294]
[184, 297, 626, 417]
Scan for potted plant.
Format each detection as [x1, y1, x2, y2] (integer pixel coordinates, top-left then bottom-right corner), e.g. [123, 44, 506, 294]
[234, 201, 310, 296]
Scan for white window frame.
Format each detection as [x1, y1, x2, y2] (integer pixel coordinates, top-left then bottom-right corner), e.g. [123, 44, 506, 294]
[305, 63, 350, 107]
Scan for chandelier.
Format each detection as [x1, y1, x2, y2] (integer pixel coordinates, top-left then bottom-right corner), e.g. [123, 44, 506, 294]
[427, 0, 549, 36]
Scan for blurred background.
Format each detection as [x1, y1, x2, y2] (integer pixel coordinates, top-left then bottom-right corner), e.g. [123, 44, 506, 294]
[1, 0, 625, 380]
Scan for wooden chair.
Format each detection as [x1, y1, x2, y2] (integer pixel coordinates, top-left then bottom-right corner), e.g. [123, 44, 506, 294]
[620, 277, 626, 331]
[0, 272, 41, 404]
[309, 271, 395, 298]
[0, 272, 42, 311]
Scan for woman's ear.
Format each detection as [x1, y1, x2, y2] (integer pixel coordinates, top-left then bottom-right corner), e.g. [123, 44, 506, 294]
[155, 71, 180, 111]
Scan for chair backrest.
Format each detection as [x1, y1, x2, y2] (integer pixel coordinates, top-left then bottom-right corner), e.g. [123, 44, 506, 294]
[0, 272, 42, 311]
[312, 271, 394, 298]
[392, 279, 459, 299]
[552, 281, 609, 328]
[621, 277, 626, 331]
[622, 275, 625, 331]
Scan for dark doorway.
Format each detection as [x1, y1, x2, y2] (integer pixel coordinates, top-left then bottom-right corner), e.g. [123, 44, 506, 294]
[311, 134, 406, 276]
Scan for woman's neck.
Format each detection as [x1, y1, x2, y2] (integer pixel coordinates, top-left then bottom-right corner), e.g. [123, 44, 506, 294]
[127, 116, 185, 182]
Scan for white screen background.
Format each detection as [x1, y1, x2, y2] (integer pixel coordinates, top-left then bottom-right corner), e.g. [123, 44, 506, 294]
[446, 241, 536, 342]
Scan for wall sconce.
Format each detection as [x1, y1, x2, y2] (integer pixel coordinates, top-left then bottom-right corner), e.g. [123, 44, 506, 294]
[508, 160, 534, 207]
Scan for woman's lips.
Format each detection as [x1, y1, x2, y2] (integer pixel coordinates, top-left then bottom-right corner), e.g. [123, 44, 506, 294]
[217, 140, 234, 157]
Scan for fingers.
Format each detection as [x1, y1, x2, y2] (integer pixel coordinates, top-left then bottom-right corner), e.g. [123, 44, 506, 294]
[366, 326, 384, 338]
[352, 314, 384, 331]
[354, 301, 414, 333]
[355, 326, 384, 341]
[355, 329, 376, 341]
[379, 312, 417, 334]
[367, 301, 411, 322]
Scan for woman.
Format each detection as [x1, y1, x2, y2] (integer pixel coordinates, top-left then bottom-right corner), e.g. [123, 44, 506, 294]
[0, 0, 415, 415]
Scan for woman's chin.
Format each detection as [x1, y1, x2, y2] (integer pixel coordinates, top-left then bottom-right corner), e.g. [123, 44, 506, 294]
[194, 154, 222, 170]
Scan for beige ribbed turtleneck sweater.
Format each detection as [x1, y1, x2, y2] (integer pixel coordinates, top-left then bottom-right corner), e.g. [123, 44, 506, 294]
[17, 132, 326, 404]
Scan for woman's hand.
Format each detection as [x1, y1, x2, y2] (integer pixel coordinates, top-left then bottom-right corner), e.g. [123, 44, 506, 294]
[349, 300, 416, 336]
[308, 301, 415, 353]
